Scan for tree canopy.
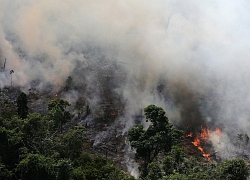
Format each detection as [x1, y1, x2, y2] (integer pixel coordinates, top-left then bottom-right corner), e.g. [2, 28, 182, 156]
[17, 92, 28, 119]
[128, 104, 183, 177]
[0, 92, 135, 180]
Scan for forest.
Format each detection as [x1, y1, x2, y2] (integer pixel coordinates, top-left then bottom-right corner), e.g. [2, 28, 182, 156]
[0, 89, 249, 180]
[1, 2, 250, 179]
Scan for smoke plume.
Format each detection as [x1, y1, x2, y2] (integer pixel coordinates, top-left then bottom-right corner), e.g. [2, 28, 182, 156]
[1, 0, 250, 170]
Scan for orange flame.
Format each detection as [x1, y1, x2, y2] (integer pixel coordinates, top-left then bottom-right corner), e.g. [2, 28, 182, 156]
[190, 126, 222, 162]
[186, 132, 193, 137]
[200, 127, 210, 140]
[191, 126, 211, 161]
[215, 128, 222, 138]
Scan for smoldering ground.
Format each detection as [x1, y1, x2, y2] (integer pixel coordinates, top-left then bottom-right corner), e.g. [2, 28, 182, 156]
[1, 0, 250, 163]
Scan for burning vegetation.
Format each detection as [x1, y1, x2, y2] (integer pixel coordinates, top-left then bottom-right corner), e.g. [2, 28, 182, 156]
[1, 1, 250, 179]
[184, 126, 223, 162]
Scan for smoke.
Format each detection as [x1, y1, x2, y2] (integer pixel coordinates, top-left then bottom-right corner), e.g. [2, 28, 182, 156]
[1, 0, 250, 173]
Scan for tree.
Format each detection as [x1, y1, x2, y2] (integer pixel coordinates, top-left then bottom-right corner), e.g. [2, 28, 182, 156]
[17, 92, 29, 119]
[56, 159, 73, 180]
[171, 145, 185, 168]
[10, 70, 14, 88]
[48, 98, 71, 133]
[128, 104, 183, 177]
[16, 153, 56, 180]
[163, 155, 175, 175]
[0, 126, 23, 169]
[219, 158, 250, 180]
[0, 90, 17, 118]
[167, 173, 188, 180]
[145, 162, 162, 180]
[22, 113, 55, 155]
[0, 159, 12, 180]
[61, 125, 85, 159]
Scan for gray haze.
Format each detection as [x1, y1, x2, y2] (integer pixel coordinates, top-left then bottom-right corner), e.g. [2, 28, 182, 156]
[1, 0, 250, 163]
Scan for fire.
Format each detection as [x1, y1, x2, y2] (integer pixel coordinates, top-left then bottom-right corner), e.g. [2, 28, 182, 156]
[191, 126, 211, 161]
[190, 126, 222, 161]
[200, 127, 210, 140]
[215, 128, 222, 138]
[186, 132, 193, 137]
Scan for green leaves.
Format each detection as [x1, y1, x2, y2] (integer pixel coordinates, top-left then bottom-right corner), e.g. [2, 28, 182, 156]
[128, 104, 184, 177]
[47, 98, 71, 132]
[61, 126, 86, 159]
[219, 158, 250, 180]
[0, 96, 134, 180]
[17, 153, 56, 180]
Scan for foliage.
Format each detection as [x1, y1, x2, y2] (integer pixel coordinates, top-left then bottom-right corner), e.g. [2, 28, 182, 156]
[0, 159, 12, 180]
[56, 159, 73, 180]
[0, 90, 17, 118]
[218, 158, 250, 180]
[0, 96, 134, 180]
[74, 153, 135, 180]
[61, 125, 85, 159]
[171, 146, 185, 165]
[0, 125, 23, 169]
[162, 155, 175, 175]
[145, 162, 162, 180]
[48, 98, 71, 132]
[16, 153, 56, 180]
[1, 97, 250, 180]
[22, 113, 56, 155]
[128, 104, 183, 177]
[72, 166, 86, 180]
[167, 173, 188, 180]
[17, 92, 29, 119]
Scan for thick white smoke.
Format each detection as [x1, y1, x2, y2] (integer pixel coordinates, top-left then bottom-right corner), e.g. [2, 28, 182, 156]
[1, 0, 250, 169]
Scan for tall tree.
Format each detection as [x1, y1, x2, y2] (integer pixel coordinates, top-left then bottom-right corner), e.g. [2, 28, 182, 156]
[10, 70, 14, 88]
[48, 98, 71, 133]
[128, 104, 183, 177]
[17, 92, 28, 119]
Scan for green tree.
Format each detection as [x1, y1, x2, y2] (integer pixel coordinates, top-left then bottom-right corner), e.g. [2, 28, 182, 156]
[145, 162, 162, 180]
[162, 155, 175, 175]
[171, 146, 185, 165]
[167, 173, 188, 180]
[22, 113, 55, 155]
[128, 104, 183, 177]
[48, 98, 71, 133]
[61, 125, 85, 159]
[56, 159, 73, 180]
[16, 153, 56, 180]
[219, 158, 250, 180]
[0, 159, 12, 180]
[0, 90, 17, 118]
[0, 126, 23, 169]
[72, 167, 86, 180]
[17, 92, 29, 119]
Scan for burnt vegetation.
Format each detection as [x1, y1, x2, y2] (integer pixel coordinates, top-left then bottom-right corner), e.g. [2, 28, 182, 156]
[0, 46, 250, 179]
[0, 84, 250, 179]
